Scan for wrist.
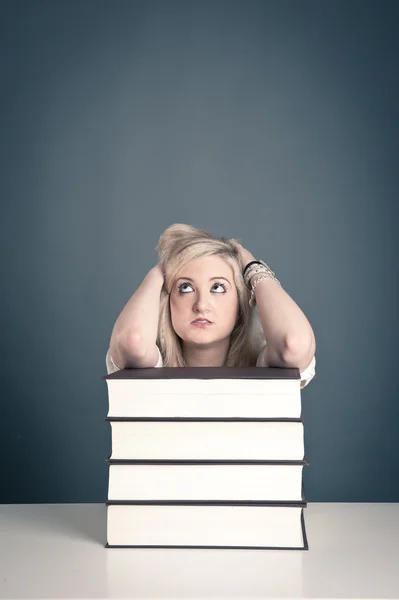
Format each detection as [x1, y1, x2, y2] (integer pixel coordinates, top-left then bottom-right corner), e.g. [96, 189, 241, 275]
[148, 265, 164, 285]
[250, 273, 279, 287]
[249, 272, 266, 286]
[248, 270, 282, 307]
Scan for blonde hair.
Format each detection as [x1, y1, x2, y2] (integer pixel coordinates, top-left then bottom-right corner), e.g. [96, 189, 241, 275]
[155, 223, 265, 367]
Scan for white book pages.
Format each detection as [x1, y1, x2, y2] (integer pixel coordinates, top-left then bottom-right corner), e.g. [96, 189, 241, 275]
[106, 504, 305, 548]
[109, 420, 304, 460]
[108, 463, 305, 501]
[107, 382, 302, 418]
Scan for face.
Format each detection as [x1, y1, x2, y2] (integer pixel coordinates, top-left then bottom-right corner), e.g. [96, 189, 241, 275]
[169, 255, 239, 349]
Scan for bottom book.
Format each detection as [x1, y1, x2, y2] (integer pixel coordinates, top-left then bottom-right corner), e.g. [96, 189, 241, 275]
[106, 502, 308, 550]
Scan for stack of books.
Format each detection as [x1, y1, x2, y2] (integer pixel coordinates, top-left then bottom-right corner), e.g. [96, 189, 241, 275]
[102, 366, 309, 550]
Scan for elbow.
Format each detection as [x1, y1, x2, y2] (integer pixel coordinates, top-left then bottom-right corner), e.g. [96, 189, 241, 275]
[124, 329, 148, 360]
[110, 328, 158, 369]
[112, 329, 147, 360]
[281, 333, 316, 369]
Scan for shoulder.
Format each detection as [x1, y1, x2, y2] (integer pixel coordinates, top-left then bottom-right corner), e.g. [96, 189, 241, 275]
[255, 342, 316, 389]
[105, 346, 163, 374]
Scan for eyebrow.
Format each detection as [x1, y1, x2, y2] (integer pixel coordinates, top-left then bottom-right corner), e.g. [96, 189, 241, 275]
[176, 276, 231, 285]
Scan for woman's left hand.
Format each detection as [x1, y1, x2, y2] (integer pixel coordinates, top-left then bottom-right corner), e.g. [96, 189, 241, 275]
[236, 242, 256, 268]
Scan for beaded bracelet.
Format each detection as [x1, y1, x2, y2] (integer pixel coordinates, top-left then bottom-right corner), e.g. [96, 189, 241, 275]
[244, 265, 269, 287]
[249, 272, 281, 306]
[243, 260, 263, 277]
[244, 261, 279, 289]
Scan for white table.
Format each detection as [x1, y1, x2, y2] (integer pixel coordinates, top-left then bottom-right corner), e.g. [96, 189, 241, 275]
[0, 503, 398, 600]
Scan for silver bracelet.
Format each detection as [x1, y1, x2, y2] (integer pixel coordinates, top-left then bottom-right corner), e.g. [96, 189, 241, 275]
[249, 272, 281, 306]
[244, 260, 279, 289]
[244, 265, 267, 287]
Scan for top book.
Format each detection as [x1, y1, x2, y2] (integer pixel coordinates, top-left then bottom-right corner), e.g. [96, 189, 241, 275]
[102, 367, 303, 419]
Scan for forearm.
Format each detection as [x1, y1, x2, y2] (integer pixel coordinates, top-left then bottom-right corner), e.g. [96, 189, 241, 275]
[111, 266, 164, 349]
[252, 275, 316, 369]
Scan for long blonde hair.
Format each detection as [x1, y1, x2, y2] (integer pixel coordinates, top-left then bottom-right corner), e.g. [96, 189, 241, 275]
[156, 224, 265, 367]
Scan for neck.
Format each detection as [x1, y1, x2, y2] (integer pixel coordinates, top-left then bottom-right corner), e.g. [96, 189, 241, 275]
[182, 339, 230, 367]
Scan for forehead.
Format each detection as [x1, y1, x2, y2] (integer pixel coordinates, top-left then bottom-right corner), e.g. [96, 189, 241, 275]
[176, 255, 233, 278]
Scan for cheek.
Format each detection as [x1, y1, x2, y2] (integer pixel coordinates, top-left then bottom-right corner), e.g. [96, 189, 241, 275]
[219, 296, 239, 322]
[169, 296, 177, 316]
[171, 292, 192, 307]
[170, 294, 183, 310]
[230, 297, 240, 324]
[169, 294, 186, 327]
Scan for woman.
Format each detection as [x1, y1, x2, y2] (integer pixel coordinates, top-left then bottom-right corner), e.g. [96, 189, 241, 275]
[106, 224, 316, 388]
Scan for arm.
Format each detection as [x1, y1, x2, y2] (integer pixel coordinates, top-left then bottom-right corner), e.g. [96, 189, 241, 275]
[238, 244, 316, 371]
[108, 264, 164, 368]
[252, 276, 316, 371]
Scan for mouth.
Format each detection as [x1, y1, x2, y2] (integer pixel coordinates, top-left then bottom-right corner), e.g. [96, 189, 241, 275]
[191, 318, 212, 325]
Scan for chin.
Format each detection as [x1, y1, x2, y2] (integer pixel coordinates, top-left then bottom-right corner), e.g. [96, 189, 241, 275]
[183, 329, 233, 347]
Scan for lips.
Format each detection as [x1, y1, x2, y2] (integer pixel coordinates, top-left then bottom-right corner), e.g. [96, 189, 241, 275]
[192, 318, 211, 324]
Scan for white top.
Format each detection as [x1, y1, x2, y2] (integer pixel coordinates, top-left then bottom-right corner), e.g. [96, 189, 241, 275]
[1, 502, 398, 599]
[106, 345, 316, 389]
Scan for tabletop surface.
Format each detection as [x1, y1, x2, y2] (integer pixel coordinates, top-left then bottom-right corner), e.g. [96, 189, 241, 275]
[0, 502, 398, 600]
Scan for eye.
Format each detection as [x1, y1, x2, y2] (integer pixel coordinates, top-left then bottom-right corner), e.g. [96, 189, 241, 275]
[178, 282, 194, 293]
[212, 282, 226, 293]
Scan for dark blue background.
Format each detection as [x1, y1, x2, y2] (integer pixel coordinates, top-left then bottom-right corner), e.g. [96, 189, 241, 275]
[2, 0, 398, 502]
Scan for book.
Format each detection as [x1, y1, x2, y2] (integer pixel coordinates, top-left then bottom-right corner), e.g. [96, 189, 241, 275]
[102, 366, 310, 549]
[107, 459, 308, 502]
[106, 418, 304, 460]
[105, 502, 308, 549]
[104, 366, 302, 418]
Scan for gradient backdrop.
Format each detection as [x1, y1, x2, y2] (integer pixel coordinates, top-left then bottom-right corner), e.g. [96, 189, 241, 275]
[1, 0, 398, 502]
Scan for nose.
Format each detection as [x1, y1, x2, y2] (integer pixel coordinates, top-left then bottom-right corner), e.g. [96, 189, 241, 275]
[193, 289, 212, 313]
